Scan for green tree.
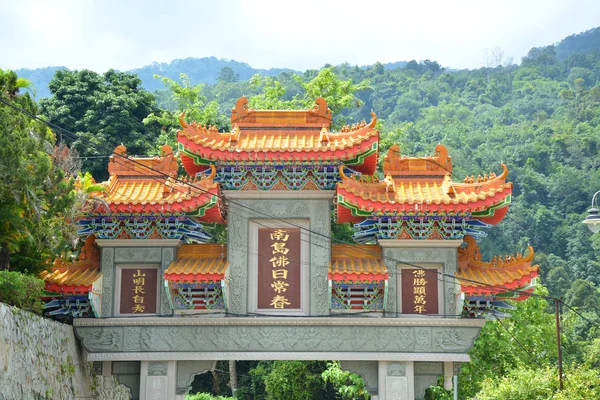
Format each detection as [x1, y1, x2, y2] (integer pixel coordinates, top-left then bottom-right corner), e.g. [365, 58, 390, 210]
[459, 285, 557, 397]
[0, 69, 77, 272]
[263, 360, 336, 400]
[143, 73, 229, 152]
[0, 271, 45, 313]
[40, 69, 161, 180]
[321, 361, 370, 399]
[476, 365, 600, 400]
[247, 68, 369, 128]
[217, 67, 240, 84]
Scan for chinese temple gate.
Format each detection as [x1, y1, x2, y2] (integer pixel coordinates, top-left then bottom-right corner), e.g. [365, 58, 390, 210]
[42, 98, 539, 399]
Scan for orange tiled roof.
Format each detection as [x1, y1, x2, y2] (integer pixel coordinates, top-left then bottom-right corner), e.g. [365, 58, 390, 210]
[178, 111, 378, 153]
[329, 244, 388, 281]
[41, 268, 101, 291]
[40, 236, 101, 294]
[164, 244, 229, 282]
[92, 145, 224, 221]
[177, 97, 380, 176]
[340, 170, 509, 206]
[336, 144, 512, 221]
[456, 236, 539, 295]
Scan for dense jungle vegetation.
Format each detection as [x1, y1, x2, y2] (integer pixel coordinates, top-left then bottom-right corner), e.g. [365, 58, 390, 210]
[1, 26, 600, 399]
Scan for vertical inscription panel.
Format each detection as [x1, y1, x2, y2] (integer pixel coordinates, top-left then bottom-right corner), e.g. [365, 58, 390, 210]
[401, 269, 438, 315]
[386, 376, 408, 399]
[146, 376, 168, 400]
[257, 228, 302, 310]
[120, 268, 158, 314]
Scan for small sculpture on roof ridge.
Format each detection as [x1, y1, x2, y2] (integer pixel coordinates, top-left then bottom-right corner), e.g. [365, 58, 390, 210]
[383, 175, 396, 193]
[319, 125, 329, 143]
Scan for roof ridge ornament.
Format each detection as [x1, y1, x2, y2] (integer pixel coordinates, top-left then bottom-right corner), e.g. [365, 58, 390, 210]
[179, 112, 189, 128]
[310, 97, 332, 119]
[458, 235, 535, 270]
[383, 174, 396, 193]
[319, 125, 329, 143]
[231, 96, 250, 121]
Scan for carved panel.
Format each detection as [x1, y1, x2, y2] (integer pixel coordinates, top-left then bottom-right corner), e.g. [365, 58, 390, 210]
[414, 327, 432, 352]
[101, 248, 114, 317]
[381, 247, 458, 316]
[124, 327, 141, 351]
[443, 251, 458, 316]
[383, 248, 397, 314]
[176, 360, 215, 395]
[112, 361, 141, 374]
[115, 248, 161, 263]
[310, 200, 331, 315]
[82, 328, 122, 351]
[227, 199, 331, 316]
[148, 362, 168, 376]
[77, 325, 481, 355]
[227, 201, 248, 315]
[432, 328, 478, 352]
[386, 362, 406, 376]
[161, 247, 175, 315]
[414, 361, 444, 375]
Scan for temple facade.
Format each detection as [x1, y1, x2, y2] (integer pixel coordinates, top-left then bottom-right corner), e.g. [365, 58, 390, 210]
[41, 98, 538, 399]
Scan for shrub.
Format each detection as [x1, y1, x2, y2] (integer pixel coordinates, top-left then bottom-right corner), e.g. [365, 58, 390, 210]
[0, 270, 45, 314]
[186, 393, 234, 400]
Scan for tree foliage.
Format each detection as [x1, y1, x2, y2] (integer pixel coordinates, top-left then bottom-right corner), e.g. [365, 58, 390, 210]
[321, 361, 370, 400]
[476, 365, 600, 400]
[144, 73, 229, 153]
[263, 360, 336, 400]
[0, 69, 77, 272]
[39, 69, 161, 179]
[0, 270, 45, 314]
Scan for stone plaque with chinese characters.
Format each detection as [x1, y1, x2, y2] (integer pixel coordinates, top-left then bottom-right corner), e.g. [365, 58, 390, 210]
[120, 268, 157, 314]
[401, 269, 438, 315]
[257, 228, 301, 309]
[146, 376, 168, 400]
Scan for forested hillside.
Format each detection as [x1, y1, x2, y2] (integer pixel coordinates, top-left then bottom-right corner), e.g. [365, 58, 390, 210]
[3, 26, 600, 399]
[15, 57, 298, 100]
[191, 31, 600, 306]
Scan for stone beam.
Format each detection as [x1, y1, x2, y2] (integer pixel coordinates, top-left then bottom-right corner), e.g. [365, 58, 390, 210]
[74, 317, 484, 359]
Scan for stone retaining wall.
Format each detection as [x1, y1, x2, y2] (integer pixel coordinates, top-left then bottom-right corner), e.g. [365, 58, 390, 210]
[0, 302, 130, 400]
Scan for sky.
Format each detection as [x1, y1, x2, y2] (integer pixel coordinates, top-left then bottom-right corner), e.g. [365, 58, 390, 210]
[1, 0, 599, 72]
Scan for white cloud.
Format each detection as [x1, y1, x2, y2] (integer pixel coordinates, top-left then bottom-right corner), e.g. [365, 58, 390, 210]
[1, 0, 599, 72]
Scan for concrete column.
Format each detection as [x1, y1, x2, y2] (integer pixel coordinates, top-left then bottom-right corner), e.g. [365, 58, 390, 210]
[102, 361, 112, 377]
[406, 361, 415, 400]
[443, 361, 453, 390]
[378, 361, 386, 399]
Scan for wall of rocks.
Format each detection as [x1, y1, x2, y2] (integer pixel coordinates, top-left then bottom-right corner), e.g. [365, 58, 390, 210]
[0, 302, 130, 400]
